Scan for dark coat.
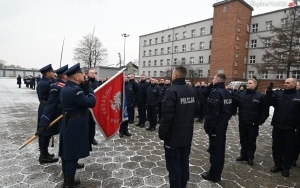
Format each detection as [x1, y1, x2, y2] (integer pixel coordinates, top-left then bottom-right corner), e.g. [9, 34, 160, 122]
[36, 77, 55, 127]
[59, 80, 96, 160]
[39, 80, 65, 136]
[17, 76, 21, 85]
[159, 78, 200, 147]
[269, 88, 300, 130]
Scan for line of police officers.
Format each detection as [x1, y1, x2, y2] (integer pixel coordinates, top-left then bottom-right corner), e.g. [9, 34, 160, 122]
[35, 63, 300, 187]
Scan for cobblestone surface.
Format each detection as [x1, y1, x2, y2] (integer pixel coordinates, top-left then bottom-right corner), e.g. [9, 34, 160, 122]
[0, 78, 299, 188]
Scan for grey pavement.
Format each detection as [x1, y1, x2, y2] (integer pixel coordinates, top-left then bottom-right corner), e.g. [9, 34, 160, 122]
[0, 78, 299, 188]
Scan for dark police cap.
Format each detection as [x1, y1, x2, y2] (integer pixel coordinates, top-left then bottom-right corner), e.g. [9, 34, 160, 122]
[55, 64, 68, 75]
[39, 64, 54, 74]
[64, 63, 82, 76]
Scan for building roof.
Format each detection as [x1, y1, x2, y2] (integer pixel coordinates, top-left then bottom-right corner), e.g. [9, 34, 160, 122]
[213, 0, 254, 11]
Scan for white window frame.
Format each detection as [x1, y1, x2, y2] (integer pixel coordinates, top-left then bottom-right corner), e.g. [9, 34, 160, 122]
[181, 58, 186, 64]
[191, 29, 196, 37]
[276, 71, 284, 79]
[266, 21, 272, 30]
[199, 56, 204, 64]
[175, 33, 179, 40]
[200, 42, 204, 50]
[167, 47, 171, 54]
[190, 57, 194, 64]
[198, 70, 203, 77]
[161, 36, 164, 43]
[190, 43, 195, 51]
[262, 71, 268, 79]
[200, 27, 205, 36]
[252, 23, 258, 32]
[183, 31, 187, 39]
[249, 56, 255, 64]
[248, 71, 254, 78]
[161, 48, 164, 54]
[251, 40, 257, 48]
[182, 45, 186, 52]
[160, 59, 163, 66]
[174, 46, 178, 53]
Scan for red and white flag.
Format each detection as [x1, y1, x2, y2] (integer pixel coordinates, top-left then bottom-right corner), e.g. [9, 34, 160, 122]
[90, 69, 126, 140]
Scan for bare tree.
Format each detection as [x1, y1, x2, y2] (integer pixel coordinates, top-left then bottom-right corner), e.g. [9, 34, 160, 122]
[73, 34, 108, 68]
[259, 7, 300, 78]
[0, 59, 6, 68]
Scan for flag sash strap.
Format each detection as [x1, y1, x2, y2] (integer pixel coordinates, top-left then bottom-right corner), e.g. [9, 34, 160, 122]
[89, 68, 126, 140]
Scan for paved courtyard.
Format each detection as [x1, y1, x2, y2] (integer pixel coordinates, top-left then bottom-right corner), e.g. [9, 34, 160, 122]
[0, 78, 299, 188]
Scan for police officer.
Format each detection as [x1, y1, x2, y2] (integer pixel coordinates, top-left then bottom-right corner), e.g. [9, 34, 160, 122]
[233, 78, 269, 166]
[195, 81, 207, 123]
[87, 68, 100, 146]
[119, 76, 134, 137]
[17, 75, 22, 88]
[136, 74, 149, 128]
[128, 74, 137, 124]
[267, 78, 300, 177]
[145, 78, 161, 131]
[59, 63, 96, 187]
[158, 79, 167, 122]
[159, 66, 199, 188]
[36, 64, 56, 163]
[201, 73, 232, 183]
[37, 65, 68, 164]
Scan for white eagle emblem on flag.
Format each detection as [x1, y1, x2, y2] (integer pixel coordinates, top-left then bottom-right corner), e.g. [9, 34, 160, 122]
[110, 91, 122, 112]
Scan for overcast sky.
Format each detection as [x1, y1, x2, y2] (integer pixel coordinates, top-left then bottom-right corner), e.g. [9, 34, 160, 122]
[0, 0, 291, 69]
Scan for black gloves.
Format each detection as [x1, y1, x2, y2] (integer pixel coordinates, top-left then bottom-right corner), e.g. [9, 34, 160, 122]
[35, 127, 46, 136]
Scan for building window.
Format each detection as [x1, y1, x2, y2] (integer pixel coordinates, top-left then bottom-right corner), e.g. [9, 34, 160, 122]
[200, 42, 204, 50]
[234, 70, 237, 75]
[249, 56, 256, 64]
[238, 18, 241, 24]
[235, 61, 238, 66]
[181, 58, 186, 64]
[148, 71, 151, 77]
[262, 71, 268, 79]
[160, 71, 163, 77]
[264, 38, 271, 47]
[154, 49, 158, 55]
[248, 71, 254, 78]
[174, 58, 178, 65]
[168, 35, 171, 41]
[183, 31, 187, 39]
[148, 60, 151, 66]
[154, 71, 157, 77]
[210, 26, 213, 34]
[175, 33, 179, 40]
[252, 23, 258, 32]
[198, 70, 203, 77]
[247, 24, 250, 32]
[236, 53, 239, 58]
[208, 55, 211, 63]
[143, 61, 145, 67]
[292, 71, 300, 79]
[174, 46, 178, 53]
[245, 41, 248, 48]
[237, 36, 240, 41]
[276, 71, 283, 79]
[209, 41, 212, 49]
[149, 50, 152, 56]
[167, 47, 171, 54]
[199, 56, 204, 64]
[154, 60, 157, 66]
[244, 56, 247, 64]
[281, 18, 288, 28]
[143, 51, 146, 56]
[143, 71, 145, 75]
[182, 45, 186, 52]
[200, 27, 205, 36]
[266, 21, 272, 30]
[237, 27, 241, 32]
[149, 39, 152, 45]
[251, 40, 257, 48]
[190, 43, 195, 51]
[155, 38, 158, 44]
[223, 5, 227, 12]
[161, 36, 164, 43]
[236, 44, 239, 49]
[191, 29, 196, 37]
[190, 57, 194, 64]
[144, 40, 147, 46]
[167, 59, 170, 65]
[208, 70, 210, 77]
[161, 48, 164, 54]
[160, 59, 163, 66]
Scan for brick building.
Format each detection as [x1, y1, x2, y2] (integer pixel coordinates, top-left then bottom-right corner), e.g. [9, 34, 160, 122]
[138, 0, 300, 91]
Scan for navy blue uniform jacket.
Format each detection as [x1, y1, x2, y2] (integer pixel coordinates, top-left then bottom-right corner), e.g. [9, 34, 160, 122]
[59, 80, 96, 160]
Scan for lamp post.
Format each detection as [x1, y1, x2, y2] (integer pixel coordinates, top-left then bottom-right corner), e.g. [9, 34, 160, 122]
[121, 33, 130, 66]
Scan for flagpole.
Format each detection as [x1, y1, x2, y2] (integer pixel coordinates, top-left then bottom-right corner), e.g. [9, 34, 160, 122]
[94, 68, 126, 93]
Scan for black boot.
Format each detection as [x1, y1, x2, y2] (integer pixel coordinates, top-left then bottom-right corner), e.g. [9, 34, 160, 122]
[63, 177, 84, 188]
[39, 150, 58, 164]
